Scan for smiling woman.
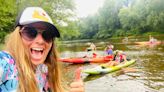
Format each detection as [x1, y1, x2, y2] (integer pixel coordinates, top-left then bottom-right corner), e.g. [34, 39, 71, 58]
[74, 0, 105, 17]
[0, 6, 84, 92]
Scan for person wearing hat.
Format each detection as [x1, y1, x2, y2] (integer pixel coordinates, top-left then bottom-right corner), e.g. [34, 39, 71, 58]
[83, 42, 97, 58]
[113, 50, 127, 62]
[0, 7, 84, 92]
[103, 44, 114, 61]
[104, 44, 114, 55]
[104, 50, 127, 67]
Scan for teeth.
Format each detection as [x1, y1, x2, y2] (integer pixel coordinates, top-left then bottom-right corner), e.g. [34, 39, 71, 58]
[32, 48, 43, 51]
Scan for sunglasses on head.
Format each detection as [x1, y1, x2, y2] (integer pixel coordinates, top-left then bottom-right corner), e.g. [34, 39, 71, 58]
[20, 26, 56, 42]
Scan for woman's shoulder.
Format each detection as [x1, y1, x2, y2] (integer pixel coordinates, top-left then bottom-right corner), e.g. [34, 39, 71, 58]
[0, 51, 16, 69]
[0, 51, 18, 92]
[0, 51, 12, 57]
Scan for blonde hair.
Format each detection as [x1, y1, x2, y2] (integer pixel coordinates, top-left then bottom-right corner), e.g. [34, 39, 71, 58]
[4, 26, 64, 92]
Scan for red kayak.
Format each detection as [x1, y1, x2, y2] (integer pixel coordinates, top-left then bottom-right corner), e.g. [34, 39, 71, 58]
[59, 58, 88, 63]
[59, 55, 113, 63]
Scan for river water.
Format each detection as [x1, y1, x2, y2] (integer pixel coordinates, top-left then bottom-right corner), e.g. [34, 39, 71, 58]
[58, 36, 164, 92]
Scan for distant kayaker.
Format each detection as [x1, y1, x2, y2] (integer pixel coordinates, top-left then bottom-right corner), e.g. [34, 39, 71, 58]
[149, 35, 157, 44]
[105, 50, 127, 66]
[101, 50, 138, 73]
[83, 43, 97, 58]
[86, 42, 96, 51]
[122, 37, 128, 43]
[113, 50, 127, 62]
[104, 44, 114, 55]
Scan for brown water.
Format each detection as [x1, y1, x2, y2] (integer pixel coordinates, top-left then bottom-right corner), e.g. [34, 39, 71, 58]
[59, 36, 164, 92]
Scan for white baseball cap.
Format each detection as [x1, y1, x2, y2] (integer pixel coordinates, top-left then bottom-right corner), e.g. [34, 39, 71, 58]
[15, 7, 60, 37]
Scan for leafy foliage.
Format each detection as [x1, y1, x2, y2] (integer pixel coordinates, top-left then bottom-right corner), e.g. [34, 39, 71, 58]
[78, 0, 164, 39]
[16, 0, 77, 39]
[0, 0, 78, 42]
[0, 0, 17, 42]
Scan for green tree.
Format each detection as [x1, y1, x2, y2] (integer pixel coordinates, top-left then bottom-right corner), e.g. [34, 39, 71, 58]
[119, 0, 164, 35]
[0, 0, 17, 42]
[16, 0, 78, 39]
[78, 15, 99, 39]
[0, 0, 79, 41]
[78, 0, 164, 39]
[79, 0, 127, 39]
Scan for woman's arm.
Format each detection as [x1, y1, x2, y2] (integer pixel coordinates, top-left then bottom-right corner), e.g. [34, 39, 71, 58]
[69, 67, 84, 92]
[122, 54, 127, 62]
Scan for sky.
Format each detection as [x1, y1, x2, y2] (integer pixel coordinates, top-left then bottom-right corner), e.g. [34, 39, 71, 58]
[74, 0, 105, 18]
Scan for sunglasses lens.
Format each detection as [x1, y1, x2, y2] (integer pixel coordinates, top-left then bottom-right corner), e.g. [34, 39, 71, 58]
[42, 31, 54, 42]
[21, 27, 37, 41]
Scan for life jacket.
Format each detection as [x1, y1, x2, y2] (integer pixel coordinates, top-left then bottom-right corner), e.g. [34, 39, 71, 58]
[93, 53, 97, 58]
[104, 55, 113, 61]
[113, 54, 123, 62]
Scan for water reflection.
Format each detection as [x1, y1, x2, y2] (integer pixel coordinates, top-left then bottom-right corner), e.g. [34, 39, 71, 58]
[59, 37, 164, 92]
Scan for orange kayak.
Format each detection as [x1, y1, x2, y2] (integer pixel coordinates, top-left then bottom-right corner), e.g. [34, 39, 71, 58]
[59, 58, 88, 63]
[59, 55, 113, 63]
[89, 55, 113, 63]
[134, 41, 162, 45]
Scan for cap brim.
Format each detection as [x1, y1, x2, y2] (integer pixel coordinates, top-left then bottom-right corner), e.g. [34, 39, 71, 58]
[40, 21, 60, 38]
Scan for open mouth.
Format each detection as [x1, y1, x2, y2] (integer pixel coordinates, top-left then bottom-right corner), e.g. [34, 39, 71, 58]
[31, 47, 44, 60]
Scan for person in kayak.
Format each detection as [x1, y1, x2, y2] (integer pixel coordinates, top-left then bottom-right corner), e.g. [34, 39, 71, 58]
[104, 50, 127, 67]
[0, 7, 84, 92]
[101, 50, 138, 73]
[104, 44, 114, 61]
[113, 50, 127, 62]
[104, 44, 114, 55]
[86, 42, 96, 51]
[83, 42, 97, 58]
[149, 35, 157, 44]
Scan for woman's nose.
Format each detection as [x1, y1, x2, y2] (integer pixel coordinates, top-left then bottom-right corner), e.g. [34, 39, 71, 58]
[34, 33, 45, 43]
